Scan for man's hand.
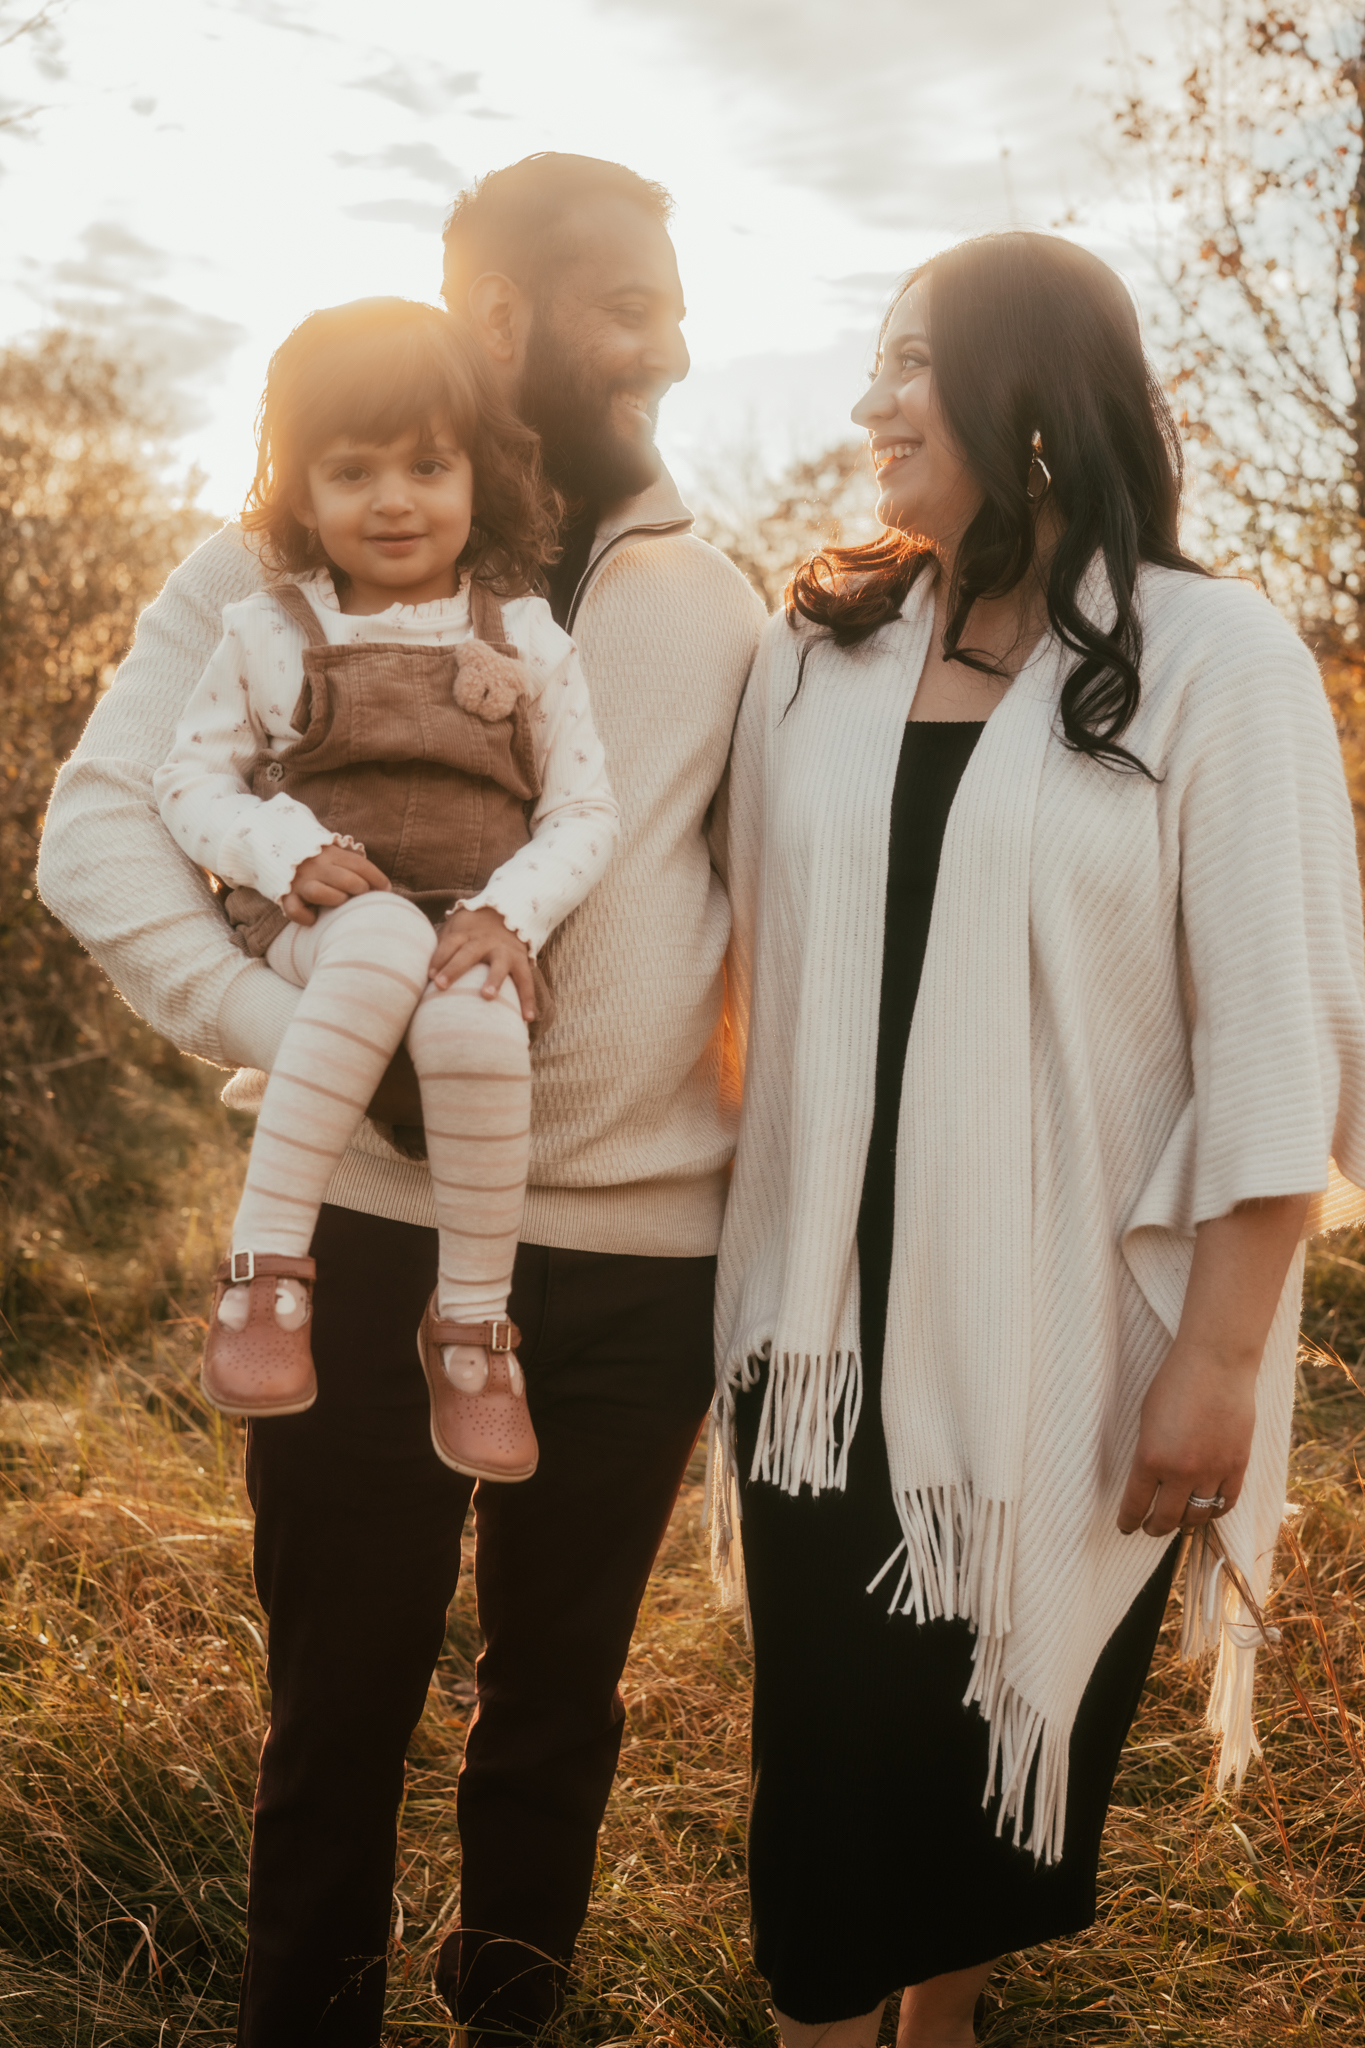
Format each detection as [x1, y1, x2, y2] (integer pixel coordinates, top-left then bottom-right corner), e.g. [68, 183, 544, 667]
[281, 846, 391, 926]
[430, 904, 536, 1020]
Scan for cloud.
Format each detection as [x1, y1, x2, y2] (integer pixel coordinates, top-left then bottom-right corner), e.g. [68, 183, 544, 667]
[40, 219, 246, 431]
[660, 327, 876, 491]
[229, 0, 335, 37]
[334, 141, 465, 189]
[598, 0, 1156, 235]
[50, 219, 168, 288]
[347, 62, 479, 116]
[342, 197, 449, 231]
[823, 270, 909, 310]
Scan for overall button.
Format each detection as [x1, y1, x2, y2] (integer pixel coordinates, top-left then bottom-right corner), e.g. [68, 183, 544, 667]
[265, 762, 285, 782]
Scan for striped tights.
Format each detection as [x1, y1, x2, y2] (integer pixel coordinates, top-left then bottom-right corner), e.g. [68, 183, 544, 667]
[226, 891, 530, 1341]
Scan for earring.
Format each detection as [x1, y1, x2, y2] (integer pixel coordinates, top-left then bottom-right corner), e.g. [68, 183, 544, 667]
[1026, 428, 1052, 504]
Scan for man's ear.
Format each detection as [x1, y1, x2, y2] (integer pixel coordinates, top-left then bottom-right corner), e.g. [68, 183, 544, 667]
[466, 272, 530, 380]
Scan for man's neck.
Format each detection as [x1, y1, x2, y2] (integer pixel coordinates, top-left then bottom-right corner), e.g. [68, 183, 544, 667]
[544, 500, 600, 629]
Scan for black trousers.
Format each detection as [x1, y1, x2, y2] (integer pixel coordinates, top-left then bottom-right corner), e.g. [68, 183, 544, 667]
[238, 1203, 716, 2047]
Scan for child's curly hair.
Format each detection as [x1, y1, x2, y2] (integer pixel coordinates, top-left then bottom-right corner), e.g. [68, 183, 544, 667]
[242, 297, 561, 596]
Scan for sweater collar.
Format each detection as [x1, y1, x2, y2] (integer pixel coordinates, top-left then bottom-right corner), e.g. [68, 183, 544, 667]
[564, 467, 694, 630]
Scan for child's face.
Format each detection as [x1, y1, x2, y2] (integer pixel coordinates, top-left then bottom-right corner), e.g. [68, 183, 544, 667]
[296, 423, 475, 612]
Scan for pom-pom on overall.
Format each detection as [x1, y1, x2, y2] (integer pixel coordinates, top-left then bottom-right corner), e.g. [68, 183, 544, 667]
[453, 640, 529, 721]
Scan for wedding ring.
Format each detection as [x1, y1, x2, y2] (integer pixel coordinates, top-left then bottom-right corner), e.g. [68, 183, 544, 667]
[1186, 1493, 1226, 1513]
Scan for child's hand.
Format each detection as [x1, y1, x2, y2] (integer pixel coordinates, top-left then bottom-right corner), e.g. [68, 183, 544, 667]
[431, 905, 536, 1021]
[282, 846, 391, 925]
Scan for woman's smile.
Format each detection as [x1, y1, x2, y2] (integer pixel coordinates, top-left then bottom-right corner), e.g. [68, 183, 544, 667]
[871, 437, 920, 476]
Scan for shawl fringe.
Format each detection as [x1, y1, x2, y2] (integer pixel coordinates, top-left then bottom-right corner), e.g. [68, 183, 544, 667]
[745, 1346, 864, 1497]
[707, 1360, 752, 1612]
[708, 1344, 863, 1608]
[866, 1492, 1069, 1860]
[858, 1504, 1269, 1860]
[868, 1487, 1018, 1637]
[1178, 1524, 1269, 1790]
[967, 1631, 1072, 1864]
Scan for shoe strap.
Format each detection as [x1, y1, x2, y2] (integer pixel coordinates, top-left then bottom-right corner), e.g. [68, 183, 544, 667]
[429, 1314, 521, 1353]
[215, 1252, 317, 1286]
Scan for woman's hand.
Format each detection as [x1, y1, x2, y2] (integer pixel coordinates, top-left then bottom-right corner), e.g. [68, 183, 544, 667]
[282, 846, 390, 926]
[1117, 1337, 1258, 1536]
[1117, 1193, 1310, 1538]
[430, 904, 536, 1021]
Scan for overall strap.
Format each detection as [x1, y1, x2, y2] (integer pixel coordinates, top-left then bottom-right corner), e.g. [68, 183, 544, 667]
[469, 578, 519, 658]
[270, 579, 331, 647]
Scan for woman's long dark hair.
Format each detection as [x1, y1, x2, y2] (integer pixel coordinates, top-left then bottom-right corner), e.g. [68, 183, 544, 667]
[788, 233, 1205, 771]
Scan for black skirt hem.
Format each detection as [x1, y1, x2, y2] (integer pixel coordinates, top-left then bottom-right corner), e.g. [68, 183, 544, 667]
[761, 1897, 1098, 2025]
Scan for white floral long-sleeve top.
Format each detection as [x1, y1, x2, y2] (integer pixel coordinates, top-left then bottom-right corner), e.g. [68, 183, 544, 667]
[153, 571, 619, 957]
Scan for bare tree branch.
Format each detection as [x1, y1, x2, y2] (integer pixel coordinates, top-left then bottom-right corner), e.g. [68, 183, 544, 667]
[0, 3, 65, 53]
[1117, 1, 1365, 661]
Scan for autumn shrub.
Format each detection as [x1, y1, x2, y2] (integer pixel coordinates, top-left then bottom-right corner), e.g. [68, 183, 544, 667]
[0, 332, 233, 1372]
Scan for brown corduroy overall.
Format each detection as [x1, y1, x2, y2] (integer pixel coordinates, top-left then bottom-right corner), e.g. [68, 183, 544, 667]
[221, 578, 553, 1031]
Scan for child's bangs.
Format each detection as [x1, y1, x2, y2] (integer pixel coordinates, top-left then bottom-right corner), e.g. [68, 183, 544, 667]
[286, 315, 479, 468]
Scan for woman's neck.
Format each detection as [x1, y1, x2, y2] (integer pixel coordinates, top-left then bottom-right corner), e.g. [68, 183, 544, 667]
[906, 549, 1053, 726]
[931, 519, 1057, 680]
[931, 571, 1044, 680]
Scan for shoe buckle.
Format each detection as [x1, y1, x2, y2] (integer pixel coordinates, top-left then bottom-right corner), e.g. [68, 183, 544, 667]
[488, 1319, 513, 1352]
[231, 1250, 255, 1283]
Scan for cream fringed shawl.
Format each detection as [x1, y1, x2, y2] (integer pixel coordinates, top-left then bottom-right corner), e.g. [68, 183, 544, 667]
[711, 563, 1365, 1862]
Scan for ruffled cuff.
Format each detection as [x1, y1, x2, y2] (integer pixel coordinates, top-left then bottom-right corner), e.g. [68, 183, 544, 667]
[274, 832, 366, 905]
[252, 825, 363, 906]
[457, 885, 544, 959]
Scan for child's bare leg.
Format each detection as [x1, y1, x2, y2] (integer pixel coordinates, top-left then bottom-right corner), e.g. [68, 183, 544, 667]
[220, 892, 435, 1330]
[405, 965, 531, 1382]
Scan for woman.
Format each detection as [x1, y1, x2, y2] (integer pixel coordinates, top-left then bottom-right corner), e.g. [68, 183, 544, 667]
[712, 231, 1365, 2048]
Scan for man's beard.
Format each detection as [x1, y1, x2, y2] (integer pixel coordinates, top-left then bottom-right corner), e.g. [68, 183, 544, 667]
[518, 312, 662, 508]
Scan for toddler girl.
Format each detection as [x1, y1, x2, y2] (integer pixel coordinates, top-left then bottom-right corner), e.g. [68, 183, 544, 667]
[155, 297, 618, 1482]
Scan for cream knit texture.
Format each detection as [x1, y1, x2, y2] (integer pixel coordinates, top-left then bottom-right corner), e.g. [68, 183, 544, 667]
[37, 500, 765, 1258]
[713, 563, 1365, 1861]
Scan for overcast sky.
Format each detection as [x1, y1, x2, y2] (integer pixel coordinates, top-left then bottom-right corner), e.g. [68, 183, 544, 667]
[0, 0, 1177, 517]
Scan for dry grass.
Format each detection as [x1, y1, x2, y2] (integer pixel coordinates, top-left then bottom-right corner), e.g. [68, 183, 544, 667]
[0, 1156, 1360, 2043]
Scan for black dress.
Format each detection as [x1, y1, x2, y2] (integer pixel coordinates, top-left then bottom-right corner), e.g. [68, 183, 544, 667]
[735, 722, 1177, 2025]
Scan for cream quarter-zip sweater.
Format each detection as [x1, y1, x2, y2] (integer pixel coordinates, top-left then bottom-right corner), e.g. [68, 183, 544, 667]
[38, 475, 766, 1257]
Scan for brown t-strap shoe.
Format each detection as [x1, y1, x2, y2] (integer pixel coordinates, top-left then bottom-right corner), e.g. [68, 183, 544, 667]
[417, 1295, 538, 1483]
[201, 1252, 318, 1417]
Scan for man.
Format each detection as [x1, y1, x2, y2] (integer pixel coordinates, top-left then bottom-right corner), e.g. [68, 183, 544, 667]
[37, 153, 765, 2046]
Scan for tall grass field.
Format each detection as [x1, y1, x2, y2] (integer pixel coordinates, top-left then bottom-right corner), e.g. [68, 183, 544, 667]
[0, 1028, 1360, 2048]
